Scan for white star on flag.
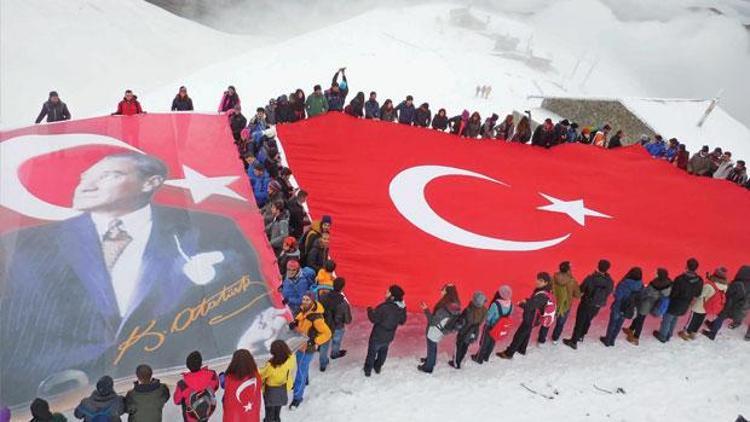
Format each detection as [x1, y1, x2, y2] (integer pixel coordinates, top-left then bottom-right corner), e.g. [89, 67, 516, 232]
[537, 193, 611, 226]
[165, 165, 245, 203]
[243, 402, 253, 412]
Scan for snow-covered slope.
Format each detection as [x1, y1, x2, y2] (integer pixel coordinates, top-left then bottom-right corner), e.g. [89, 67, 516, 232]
[0, 0, 260, 128]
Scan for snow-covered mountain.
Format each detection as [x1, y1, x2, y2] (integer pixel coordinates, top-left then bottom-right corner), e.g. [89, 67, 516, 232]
[6, 0, 749, 157]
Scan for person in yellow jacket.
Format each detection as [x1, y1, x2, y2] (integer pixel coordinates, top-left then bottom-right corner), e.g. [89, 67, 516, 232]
[288, 293, 331, 409]
[260, 340, 297, 422]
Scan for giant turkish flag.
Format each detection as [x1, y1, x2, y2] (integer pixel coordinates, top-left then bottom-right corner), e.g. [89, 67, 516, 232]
[278, 113, 750, 306]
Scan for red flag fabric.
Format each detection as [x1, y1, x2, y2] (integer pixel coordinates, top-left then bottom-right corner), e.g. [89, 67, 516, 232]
[0, 114, 284, 407]
[278, 113, 750, 306]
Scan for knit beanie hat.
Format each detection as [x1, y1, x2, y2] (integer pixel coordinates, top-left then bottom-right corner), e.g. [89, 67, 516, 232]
[472, 291, 487, 307]
[321, 215, 333, 225]
[498, 285, 512, 300]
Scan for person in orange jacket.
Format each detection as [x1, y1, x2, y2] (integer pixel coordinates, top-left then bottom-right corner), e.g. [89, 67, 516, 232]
[288, 293, 331, 410]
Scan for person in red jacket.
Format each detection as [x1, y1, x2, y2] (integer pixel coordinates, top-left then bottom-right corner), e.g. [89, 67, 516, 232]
[112, 90, 144, 116]
[173, 351, 220, 422]
[220, 349, 261, 422]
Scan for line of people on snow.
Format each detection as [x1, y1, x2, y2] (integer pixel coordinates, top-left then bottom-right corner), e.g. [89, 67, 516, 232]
[33, 75, 749, 191]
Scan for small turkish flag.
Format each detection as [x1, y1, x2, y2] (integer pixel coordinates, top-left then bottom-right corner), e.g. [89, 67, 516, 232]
[278, 113, 750, 306]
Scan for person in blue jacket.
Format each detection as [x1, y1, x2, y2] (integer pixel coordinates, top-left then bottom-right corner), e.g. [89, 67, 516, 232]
[280, 260, 315, 315]
[645, 135, 666, 158]
[471, 285, 513, 363]
[325, 68, 349, 111]
[364, 92, 380, 119]
[395, 95, 416, 125]
[601, 267, 643, 346]
[248, 161, 271, 208]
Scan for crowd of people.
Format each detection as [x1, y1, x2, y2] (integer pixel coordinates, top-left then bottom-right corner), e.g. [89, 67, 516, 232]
[15, 70, 750, 422]
[33, 71, 750, 190]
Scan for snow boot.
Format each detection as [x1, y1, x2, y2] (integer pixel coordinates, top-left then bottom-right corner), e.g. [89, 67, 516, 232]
[496, 351, 512, 360]
[622, 327, 634, 338]
[677, 330, 692, 341]
[562, 338, 577, 350]
[652, 330, 667, 343]
[448, 360, 460, 369]
[701, 329, 716, 340]
[625, 333, 639, 346]
[599, 336, 612, 347]
[417, 364, 432, 374]
[331, 350, 347, 359]
[374, 366, 382, 374]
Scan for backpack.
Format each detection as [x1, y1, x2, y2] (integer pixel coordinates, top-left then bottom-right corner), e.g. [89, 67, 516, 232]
[79, 405, 112, 422]
[619, 290, 640, 319]
[186, 388, 217, 422]
[703, 280, 726, 316]
[537, 291, 557, 328]
[487, 301, 513, 340]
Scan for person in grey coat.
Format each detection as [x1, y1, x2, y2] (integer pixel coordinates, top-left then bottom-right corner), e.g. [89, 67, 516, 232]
[265, 201, 289, 255]
[74, 376, 125, 422]
[624, 268, 671, 345]
[418, 284, 461, 373]
[35, 91, 71, 123]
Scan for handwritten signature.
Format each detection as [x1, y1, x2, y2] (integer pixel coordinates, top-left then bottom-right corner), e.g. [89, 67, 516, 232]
[114, 275, 268, 365]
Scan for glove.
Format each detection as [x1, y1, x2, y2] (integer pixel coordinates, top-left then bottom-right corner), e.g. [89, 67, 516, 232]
[307, 339, 317, 351]
[288, 321, 298, 331]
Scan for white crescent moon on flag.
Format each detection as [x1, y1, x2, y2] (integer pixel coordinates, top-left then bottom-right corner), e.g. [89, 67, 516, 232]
[235, 377, 258, 407]
[388, 165, 571, 251]
[0, 134, 141, 221]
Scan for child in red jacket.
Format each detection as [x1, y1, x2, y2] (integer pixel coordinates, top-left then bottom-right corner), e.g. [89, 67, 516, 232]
[173, 351, 220, 422]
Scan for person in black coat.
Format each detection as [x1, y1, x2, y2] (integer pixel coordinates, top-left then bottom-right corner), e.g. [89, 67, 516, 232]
[318, 277, 353, 371]
[35, 91, 71, 124]
[171, 86, 194, 111]
[345, 92, 365, 118]
[431, 108, 449, 131]
[304, 232, 329, 272]
[286, 190, 308, 240]
[563, 259, 614, 350]
[498, 273, 552, 359]
[275, 95, 294, 124]
[703, 265, 750, 340]
[654, 258, 703, 343]
[531, 119, 556, 148]
[552, 119, 570, 145]
[229, 106, 247, 144]
[413, 103, 432, 128]
[364, 285, 407, 376]
[608, 130, 624, 149]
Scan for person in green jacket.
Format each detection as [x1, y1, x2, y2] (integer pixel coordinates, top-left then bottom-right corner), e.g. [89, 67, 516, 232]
[538, 261, 580, 344]
[305, 84, 329, 117]
[125, 364, 170, 422]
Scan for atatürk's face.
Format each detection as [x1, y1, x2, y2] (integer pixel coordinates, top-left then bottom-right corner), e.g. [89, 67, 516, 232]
[73, 158, 151, 213]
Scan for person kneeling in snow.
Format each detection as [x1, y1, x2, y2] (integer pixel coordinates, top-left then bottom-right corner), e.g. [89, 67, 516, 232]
[364, 285, 407, 377]
[288, 294, 331, 410]
[449, 291, 487, 369]
[497, 273, 553, 359]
